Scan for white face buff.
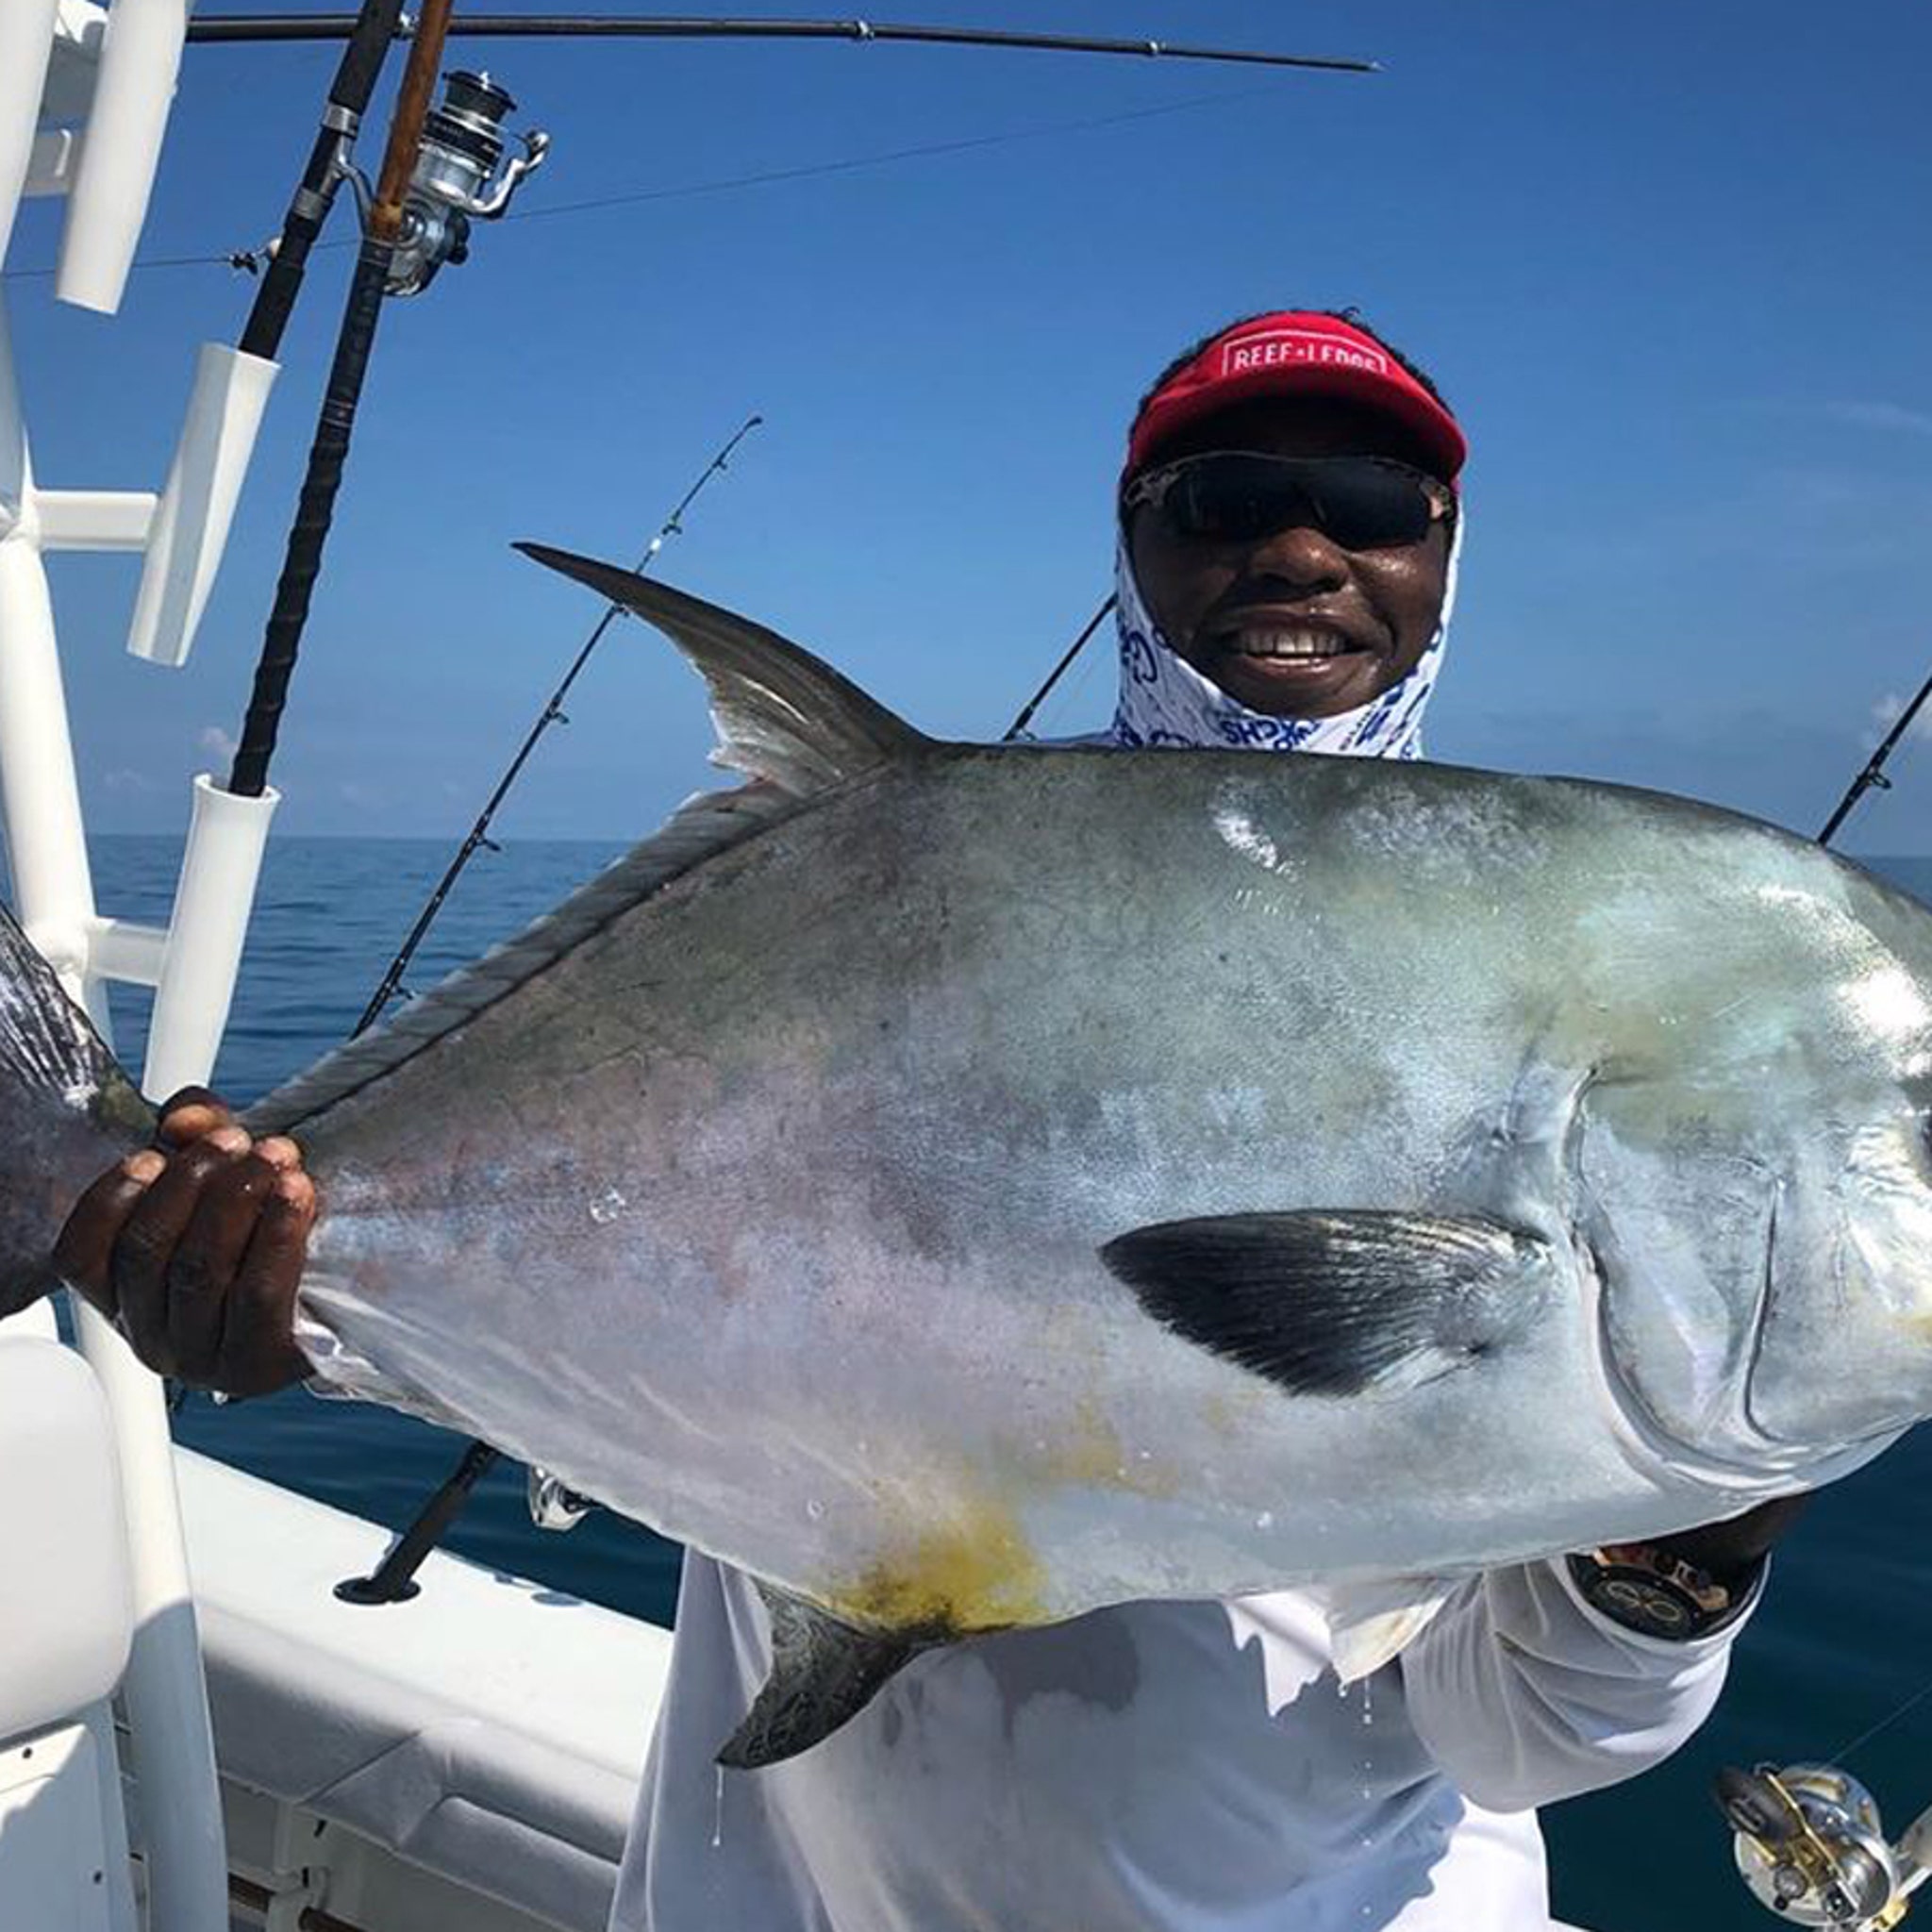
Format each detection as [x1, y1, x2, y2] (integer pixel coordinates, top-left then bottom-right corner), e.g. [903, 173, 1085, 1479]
[1106, 520, 1461, 759]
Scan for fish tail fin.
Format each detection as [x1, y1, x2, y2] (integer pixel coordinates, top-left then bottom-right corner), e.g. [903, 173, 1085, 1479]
[0, 901, 154, 1316]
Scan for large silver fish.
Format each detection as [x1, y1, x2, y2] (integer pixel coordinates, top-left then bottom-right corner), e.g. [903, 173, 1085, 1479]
[5, 544, 1931, 1767]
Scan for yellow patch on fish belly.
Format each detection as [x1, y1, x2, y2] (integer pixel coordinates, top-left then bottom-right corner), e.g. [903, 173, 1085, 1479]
[1043, 1397, 1181, 1499]
[828, 1494, 1048, 1635]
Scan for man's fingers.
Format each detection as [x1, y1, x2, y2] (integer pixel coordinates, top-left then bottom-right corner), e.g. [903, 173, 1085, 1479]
[167, 1151, 283, 1385]
[219, 1170, 316, 1396]
[111, 1128, 253, 1376]
[158, 1087, 235, 1148]
[254, 1137, 302, 1174]
[52, 1150, 165, 1318]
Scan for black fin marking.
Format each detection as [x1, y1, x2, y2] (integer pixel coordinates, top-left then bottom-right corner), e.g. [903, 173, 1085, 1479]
[718, 1581, 941, 1771]
[1101, 1210, 1556, 1397]
[0, 901, 152, 1313]
[516, 544, 935, 797]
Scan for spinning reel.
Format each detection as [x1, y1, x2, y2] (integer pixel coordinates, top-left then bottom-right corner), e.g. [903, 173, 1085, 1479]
[342, 67, 549, 293]
[1718, 1764, 1932, 1927]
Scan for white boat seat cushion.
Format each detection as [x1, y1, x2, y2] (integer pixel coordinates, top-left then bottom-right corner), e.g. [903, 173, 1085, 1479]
[0, 1338, 133, 1742]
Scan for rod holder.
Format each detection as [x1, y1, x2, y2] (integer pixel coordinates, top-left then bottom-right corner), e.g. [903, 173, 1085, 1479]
[56, 0, 191, 313]
[128, 344, 280, 667]
[142, 774, 278, 1103]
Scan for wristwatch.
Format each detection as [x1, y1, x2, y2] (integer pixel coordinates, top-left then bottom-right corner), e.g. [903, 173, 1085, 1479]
[1566, 1542, 1754, 1640]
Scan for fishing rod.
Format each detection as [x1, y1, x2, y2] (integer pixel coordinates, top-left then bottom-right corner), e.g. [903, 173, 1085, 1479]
[226, 2, 550, 796]
[1817, 667, 1932, 847]
[236, 0, 408, 363]
[185, 13, 1377, 75]
[354, 411, 763, 1035]
[225, 0, 458, 794]
[331, 413, 761, 1605]
[1003, 592, 1115, 741]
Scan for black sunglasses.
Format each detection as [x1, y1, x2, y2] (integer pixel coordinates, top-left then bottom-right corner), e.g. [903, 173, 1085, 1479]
[1122, 451, 1454, 552]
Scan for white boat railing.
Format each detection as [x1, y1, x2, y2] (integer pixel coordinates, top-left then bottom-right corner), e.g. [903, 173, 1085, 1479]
[0, 11, 284, 1926]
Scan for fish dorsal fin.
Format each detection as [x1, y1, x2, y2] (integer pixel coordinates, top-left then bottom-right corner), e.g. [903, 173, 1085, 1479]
[247, 782, 800, 1133]
[718, 1580, 941, 1771]
[516, 544, 935, 794]
[250, 562, 935, 1133]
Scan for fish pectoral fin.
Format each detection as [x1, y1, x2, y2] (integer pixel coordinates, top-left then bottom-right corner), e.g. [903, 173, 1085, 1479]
[1319, 1575, 1458, 1683]
[514, 544, 935, 796]
[1100, 1209, 1557, 1397]
[718, 1581, 941, 1771]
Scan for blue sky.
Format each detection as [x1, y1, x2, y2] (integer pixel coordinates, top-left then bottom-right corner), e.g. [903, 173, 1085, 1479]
[7, 0, 1932, 848]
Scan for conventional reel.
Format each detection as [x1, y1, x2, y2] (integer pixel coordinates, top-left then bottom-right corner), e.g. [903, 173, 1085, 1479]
[1718, 1764, 1932, 1927]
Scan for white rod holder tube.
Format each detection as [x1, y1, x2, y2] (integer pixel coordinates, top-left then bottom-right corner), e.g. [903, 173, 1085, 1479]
[56, 0, 191, 314]
[128, 345, 279, 666]
[143, 774, 277, 1101]
[0, 0, 59, 274]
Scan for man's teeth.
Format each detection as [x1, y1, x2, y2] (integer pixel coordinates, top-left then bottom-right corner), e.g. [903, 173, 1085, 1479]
[1227, 626, 1357, 659]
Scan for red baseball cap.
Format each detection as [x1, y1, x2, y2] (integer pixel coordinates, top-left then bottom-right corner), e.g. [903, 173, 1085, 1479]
[1125, 311, 1467, 486]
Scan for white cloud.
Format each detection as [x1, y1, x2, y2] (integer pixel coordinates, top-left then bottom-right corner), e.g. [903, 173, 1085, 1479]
[1868, 691, 1932, 749]
[1736, 397, 1932, 441]
[197, 724, 238, 759]
[1818, 400, 1932, 439]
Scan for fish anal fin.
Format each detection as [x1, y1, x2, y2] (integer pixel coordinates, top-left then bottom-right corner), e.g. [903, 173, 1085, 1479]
[516, 545, 935, 796]
[719, 1581, 941, 1771]
[1101, 1209, 1557, 1397]
[1321, 1575, 1457, 1683]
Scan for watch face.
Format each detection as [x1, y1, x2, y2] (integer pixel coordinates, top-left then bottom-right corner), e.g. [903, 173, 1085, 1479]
[1578, 1561, 1706, 1638]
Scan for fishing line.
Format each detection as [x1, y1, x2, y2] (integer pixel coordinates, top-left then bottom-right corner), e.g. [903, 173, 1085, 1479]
[0, 249, 244, 281]
[1030, 637, 1108, 740]
[1003, 593, 1115, 741]
[355, 410, 762, 1032]
[1, 83, 1272, 283]
[1822, 1673, 1932, 1775]
[501, 83, 1276, 224]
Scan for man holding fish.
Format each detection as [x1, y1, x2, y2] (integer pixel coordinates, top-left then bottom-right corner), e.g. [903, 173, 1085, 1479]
[52, 309, 1807, 1928]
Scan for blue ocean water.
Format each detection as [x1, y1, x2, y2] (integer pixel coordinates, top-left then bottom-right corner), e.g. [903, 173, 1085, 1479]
[66, 836, 1932, 1927]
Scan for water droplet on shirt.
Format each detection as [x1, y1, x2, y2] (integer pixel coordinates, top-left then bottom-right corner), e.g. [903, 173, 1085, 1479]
[1254, 1509, 1274, 1531]
[588, 1187, 627, 1225]
[712, 1767, 725, 1850]
[806, 1499, 825, 1521]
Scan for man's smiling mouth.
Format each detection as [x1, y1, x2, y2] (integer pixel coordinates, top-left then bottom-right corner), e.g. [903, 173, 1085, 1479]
[1217, 623, 1370, 661]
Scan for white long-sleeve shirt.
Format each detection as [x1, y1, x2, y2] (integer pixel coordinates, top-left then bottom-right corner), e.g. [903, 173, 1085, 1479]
[608, 1550, 1752, 1930]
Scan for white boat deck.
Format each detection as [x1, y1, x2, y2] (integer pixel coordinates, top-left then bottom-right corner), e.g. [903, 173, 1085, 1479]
[180, 1449, 673, 1930]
